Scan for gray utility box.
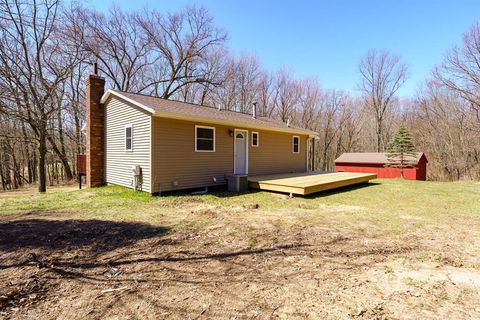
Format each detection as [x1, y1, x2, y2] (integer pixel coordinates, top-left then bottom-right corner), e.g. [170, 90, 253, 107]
[227, 175, 248, 192]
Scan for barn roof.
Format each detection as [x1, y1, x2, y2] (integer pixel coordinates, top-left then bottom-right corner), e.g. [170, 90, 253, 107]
[334, 152, 427, 165]
[100, 90, 318, 137]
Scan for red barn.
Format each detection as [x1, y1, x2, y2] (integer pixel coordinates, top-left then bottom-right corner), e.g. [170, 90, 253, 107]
[334, 152, 428, 180]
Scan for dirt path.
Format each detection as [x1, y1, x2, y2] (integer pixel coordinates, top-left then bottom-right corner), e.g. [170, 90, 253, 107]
[1, 211, 479, 319]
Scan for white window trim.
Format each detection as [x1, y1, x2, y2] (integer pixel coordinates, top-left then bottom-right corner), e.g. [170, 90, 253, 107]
[251, 131, 259, 147]
[292, 135, 300, 154]
[195, 125, 216, 152]
[125, 124, 133, 152]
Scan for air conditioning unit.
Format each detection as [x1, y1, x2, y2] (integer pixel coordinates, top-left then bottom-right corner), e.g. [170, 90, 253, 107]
[131, 165, 141, 176]
[227, 175, 248, 192]
[131, 165, 142, 191]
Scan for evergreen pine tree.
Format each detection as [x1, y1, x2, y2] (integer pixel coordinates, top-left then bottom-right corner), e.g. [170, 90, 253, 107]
[384, 125, 417, 178]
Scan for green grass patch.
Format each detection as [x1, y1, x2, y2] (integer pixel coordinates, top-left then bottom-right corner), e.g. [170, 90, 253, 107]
[1, 179, 479, 235]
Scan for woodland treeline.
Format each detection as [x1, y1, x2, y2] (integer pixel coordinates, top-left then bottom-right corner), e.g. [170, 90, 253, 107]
[0, 1, 479, 192]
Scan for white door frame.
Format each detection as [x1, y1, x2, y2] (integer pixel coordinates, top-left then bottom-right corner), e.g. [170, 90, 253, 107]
[233, 129, 249, 175]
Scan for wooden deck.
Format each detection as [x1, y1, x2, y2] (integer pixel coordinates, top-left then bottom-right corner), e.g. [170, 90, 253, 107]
[248, 172, 377, 196]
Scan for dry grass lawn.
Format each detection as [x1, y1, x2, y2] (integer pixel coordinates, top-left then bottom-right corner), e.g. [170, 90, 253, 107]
[0, 179, 479, 319]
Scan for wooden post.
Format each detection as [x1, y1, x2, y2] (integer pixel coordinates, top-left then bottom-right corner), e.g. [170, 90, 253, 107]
[312, 139, 315, 171]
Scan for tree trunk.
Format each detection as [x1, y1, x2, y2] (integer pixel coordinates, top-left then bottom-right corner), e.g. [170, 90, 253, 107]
[27, 156, 33, 184]
[56, 105, 74, 181]
[376, 120, 383, 152]
[46, 133, 74, 181]
[11, 152, 19, 189]
[20, 123, 32, 183]
[32, 149, 37, 182]
[400, 156, 405, 179]
[38, 131, 47, 193]
[0, 150, 6, 190]
[73, 106, 82, 154]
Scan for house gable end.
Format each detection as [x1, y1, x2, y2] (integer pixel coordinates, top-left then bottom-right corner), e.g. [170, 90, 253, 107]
[104, 95, 153, 193]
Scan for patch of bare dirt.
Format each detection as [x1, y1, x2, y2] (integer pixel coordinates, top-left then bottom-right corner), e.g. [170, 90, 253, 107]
[0, 211, 479, 319]
[157, 197, 205, 208]
[0, 272, 51, 313]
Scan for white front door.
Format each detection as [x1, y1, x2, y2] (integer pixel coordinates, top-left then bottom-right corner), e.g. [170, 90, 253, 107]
[234, 129, 248, 175]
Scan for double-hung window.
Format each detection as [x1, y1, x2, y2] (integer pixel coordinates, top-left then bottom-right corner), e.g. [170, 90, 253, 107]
[125, 125, 133, 151]
[292, 136, 300, 154]
[251, 132, 259, 147]
[195, 125, 215, 152]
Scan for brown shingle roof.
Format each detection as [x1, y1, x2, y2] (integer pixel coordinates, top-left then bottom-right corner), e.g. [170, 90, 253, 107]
[102, 90, 317, 136]
[334, 152, 426, 165]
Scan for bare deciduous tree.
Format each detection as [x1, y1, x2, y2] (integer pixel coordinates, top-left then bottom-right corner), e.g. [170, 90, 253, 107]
[299, 77, 321, 131]
[69, 5, 156, 93]
[0, 0, 81, 192]
[412, 80, 480, 180]
[317, 90, 348, 170]
[359, 49, 409, 151]
[136, 6, 227, 99]
[256, 71, 275, 117]
[434, 22, 480, 128]
[274, 68, 301, 123]
[178, 47, 228, 105]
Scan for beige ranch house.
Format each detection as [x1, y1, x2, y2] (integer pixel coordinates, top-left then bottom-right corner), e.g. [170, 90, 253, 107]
[85, 74, 318, 195]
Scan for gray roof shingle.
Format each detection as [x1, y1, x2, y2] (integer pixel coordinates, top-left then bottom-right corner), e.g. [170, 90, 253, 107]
[104, 90, 317, 136]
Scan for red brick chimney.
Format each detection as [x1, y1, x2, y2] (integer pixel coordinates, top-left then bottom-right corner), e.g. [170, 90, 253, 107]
[86, 73, 106, 187]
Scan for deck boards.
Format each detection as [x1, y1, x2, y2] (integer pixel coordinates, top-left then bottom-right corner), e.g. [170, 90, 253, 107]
[248, 172, 377, 195]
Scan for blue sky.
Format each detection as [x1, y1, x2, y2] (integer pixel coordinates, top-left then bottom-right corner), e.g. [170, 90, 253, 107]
[85, 0, 480, 98]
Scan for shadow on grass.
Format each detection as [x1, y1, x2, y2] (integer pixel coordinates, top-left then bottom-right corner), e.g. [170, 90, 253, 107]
[208, 189, 262, 198]
[222, 182, 382, 199]
[0, 218, 170, 253]
[0, 218, 312, 283]
[0, 215, 418, 291]
[0, 217, 305, 273]
[50, 244, 307, 270]
[156, 185, 263, 199]
[304, 182, 382, 199]
[197, 182, 381, 199]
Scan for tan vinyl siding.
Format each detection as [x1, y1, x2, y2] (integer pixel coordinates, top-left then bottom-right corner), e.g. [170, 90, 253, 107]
[151, 118, 233, 192]
[105, 96, 152, 193]
[151, 117, 308, 193]
[248, 130, 307, 175]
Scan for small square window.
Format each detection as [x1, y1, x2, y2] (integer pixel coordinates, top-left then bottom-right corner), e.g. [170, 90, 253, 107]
[292, 136, 300, 154]
[195, 126, 215, 152]
[125, 125, 133, 151]
[251, 132, 259, 147]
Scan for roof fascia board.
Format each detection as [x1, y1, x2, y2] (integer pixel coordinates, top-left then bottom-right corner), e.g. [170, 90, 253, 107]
[335, 161, 385, 164]
[101, 90, 156, 114]
[335, 161, 419, 165]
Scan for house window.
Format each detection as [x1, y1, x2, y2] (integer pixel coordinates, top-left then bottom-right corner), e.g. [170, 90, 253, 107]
[251, 132, 259, 147]
[292, 136, 300, 153]
[195, 125, 215, 152]
[125, 125, 133, 151]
